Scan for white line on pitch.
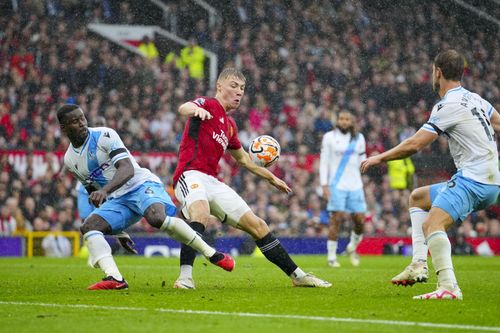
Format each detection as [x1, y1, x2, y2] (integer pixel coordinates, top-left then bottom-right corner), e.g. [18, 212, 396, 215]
[0, 301, 499, 332]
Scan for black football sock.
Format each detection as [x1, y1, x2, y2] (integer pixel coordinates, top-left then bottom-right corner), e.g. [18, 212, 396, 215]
[180, 221, 206, 266]
[209, 252, 225, 263]
[255, 232, 298, 276]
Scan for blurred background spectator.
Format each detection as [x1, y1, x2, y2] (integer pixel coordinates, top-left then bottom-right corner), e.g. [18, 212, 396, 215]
[0, 0, 498, 241]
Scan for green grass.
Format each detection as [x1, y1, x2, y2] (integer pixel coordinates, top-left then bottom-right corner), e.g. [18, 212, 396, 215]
[0, 255, 499, 333]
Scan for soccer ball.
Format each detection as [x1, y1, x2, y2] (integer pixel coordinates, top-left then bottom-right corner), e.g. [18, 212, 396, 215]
[248, 135, 281, 167]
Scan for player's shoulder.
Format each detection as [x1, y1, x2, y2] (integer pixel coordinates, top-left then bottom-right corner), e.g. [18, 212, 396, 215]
[192, 96, 216, 108]
[63, 148, 72, 161]
[91, 126, 115, 133]
[322, 130, 335, 139]
[356, 132, 366, 141]
[91, 126, 120, 139]
[432, 98, 458, 114]
[470, 91, 493, 111]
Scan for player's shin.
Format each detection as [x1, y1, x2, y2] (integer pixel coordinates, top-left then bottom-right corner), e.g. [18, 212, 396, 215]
[410, 207, 429, 263]
[160, 216, 216, 258]
[84, 231, 123, 281]
[255, 232, 305, 278]
[427, 231, 458, 288]
[180, 221, 206, 267]
[347, 231, 363, 250]
[327, 240, 338, 262]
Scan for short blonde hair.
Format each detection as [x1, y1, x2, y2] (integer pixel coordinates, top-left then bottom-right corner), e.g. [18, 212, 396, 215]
[217, 68, 246, 83]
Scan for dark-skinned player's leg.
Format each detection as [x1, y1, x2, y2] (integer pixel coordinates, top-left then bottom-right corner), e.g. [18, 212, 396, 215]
[143, 203, 234, 275]
[82, 214, 129, 290]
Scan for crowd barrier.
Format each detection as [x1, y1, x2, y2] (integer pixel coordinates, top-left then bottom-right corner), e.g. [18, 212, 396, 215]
[0, 235, 498, 257]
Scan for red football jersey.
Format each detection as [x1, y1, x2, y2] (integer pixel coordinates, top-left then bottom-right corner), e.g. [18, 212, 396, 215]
[173, 97, 242, 185]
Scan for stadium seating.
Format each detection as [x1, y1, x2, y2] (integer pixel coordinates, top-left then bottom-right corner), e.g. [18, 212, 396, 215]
[0, 0, 498, 239]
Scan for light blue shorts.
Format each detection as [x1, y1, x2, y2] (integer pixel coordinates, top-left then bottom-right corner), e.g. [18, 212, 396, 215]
[91, 181, 177, 234]
[77, 186, 95, 220]
[430, 171, 500, 223]
[327, 187, 367, 213]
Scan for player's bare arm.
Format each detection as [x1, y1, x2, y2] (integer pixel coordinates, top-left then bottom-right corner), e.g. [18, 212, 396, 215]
[489, 109, 500, 134]
[229, 147, 292, 194]
[360, 129, 437, 173]
[89, 158, 134, 207]
[178, 102, 213, 120]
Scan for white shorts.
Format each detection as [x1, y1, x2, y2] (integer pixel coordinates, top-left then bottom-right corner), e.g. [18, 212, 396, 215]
[174, 170, 251, 227]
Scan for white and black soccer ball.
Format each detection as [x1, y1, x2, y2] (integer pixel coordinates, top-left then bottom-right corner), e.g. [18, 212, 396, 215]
[248, 135, 281, 167]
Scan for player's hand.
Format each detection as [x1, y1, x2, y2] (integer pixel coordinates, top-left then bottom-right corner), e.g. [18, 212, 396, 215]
[116, 232, 138, 255]
[322, 185, 330, 200]
[89, 189, 108, 207]
[360, 155, 383, 173]
[269, 177, 292, 194]
[193, 108, 213, 120]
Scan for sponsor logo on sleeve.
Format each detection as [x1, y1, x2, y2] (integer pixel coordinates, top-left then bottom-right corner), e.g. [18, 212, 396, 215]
[194, 97, 206, 106]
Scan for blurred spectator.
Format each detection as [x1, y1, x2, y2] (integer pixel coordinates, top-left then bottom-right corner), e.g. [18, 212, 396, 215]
[0, 0, 498, 238]
[138, 35, 159, 60]
[387, 158, 415, 190]
[452, 235, 474, 256]
[0, 204, 16, 236]
[180, 37, 205, 80]
[41, 223, 72, 258]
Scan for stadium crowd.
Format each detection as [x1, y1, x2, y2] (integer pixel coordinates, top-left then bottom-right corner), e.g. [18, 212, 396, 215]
[0, 0, 499, 241]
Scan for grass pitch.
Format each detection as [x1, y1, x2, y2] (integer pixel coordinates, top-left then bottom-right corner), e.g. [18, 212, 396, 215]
[0, 255, 499, 333]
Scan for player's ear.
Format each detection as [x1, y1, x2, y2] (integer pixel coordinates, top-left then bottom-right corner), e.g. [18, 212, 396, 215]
[436, 67, 442, 79]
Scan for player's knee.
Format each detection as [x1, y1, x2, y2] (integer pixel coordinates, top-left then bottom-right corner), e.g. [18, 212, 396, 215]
[80, 215, 109, 235]
[144, 203, 167, 229]
[409, 189, 422, 206]
[409, 187, 429, 209]
[146, 212, 166, 229]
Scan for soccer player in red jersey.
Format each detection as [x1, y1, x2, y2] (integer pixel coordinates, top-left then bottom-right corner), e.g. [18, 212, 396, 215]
[172, 68, 331, 289]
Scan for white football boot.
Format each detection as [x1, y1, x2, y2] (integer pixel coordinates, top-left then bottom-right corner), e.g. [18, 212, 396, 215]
[413, 283, 463, 300]
[391, 261, 428, 286]
[328, 260, 341, 268]
[173, 277, 196, 289]
[292, 273, 332, 288]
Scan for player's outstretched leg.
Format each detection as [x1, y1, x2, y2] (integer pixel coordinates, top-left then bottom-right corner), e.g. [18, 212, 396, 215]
[255, 233, 332, 288]
[160, 216, 235, 273]
[84, 230, 128, 290]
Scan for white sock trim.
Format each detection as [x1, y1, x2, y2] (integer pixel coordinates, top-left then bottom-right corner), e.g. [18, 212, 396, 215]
[290, 267, 306, 279]
[179, 265, 193, 279]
